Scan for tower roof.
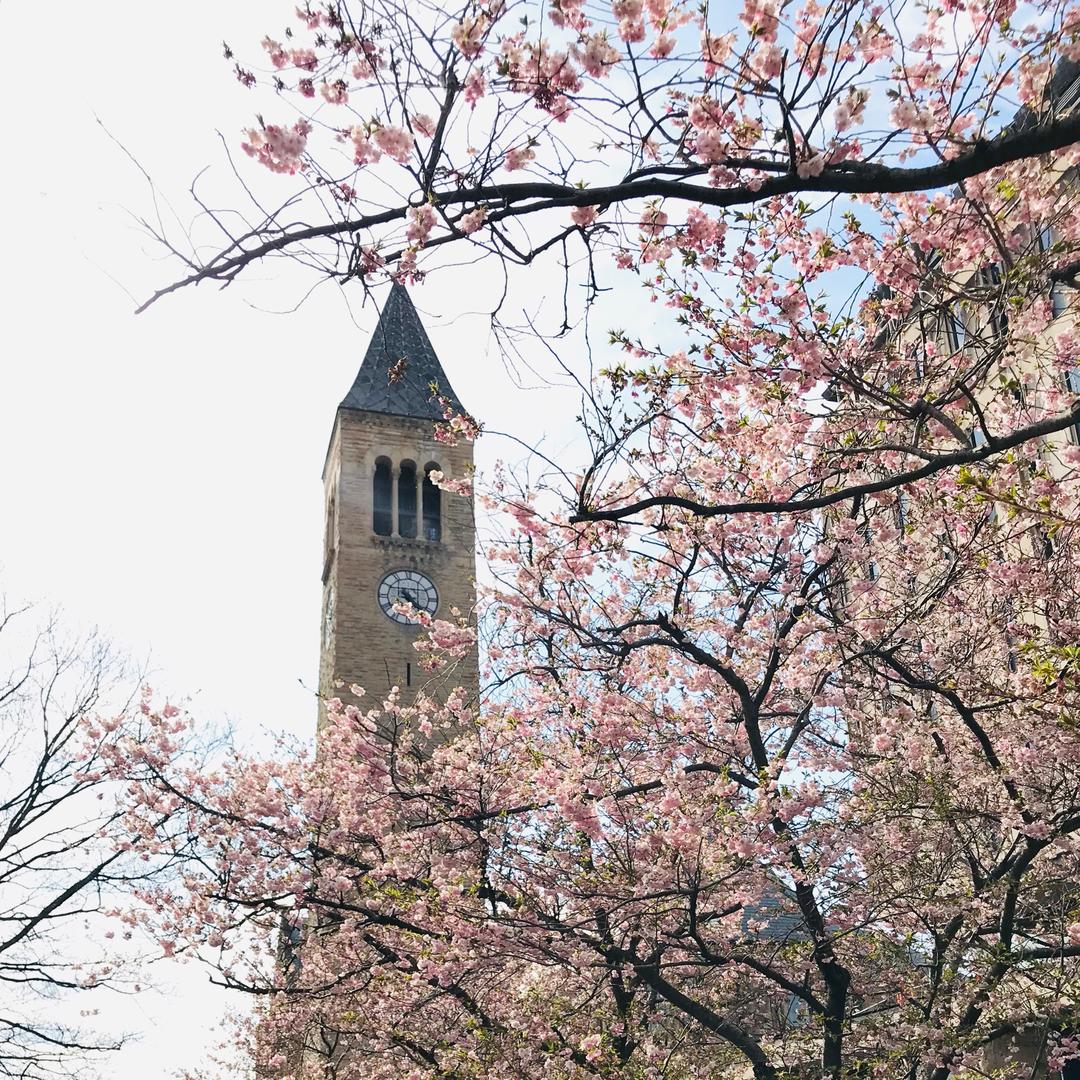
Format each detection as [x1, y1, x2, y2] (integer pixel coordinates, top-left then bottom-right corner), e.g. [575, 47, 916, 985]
[340, 283, 466, 421]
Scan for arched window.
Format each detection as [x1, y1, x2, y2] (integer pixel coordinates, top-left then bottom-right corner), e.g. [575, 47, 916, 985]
[423, 462, 442, 542]
[373, 457, 392, 536]
[398, 460, 417, 539]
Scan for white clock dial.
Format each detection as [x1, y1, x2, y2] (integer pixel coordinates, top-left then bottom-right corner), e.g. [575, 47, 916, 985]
[378, 570, 438, 624]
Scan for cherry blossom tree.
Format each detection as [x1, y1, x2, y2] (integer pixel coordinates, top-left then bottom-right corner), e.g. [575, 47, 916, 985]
[139, 0, 1080, 517]
[121, 0, 1080, 1076]
[0, 600, 194, 1079]
[119, 455, 1080, 1079]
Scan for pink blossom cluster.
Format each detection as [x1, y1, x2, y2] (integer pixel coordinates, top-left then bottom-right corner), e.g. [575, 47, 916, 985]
[457, 207, 487, 234]
[406, 204, 437, 243]
[241, 120, 311, 174]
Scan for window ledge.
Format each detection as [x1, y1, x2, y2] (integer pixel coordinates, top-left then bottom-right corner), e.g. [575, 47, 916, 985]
[373, 534, 441, 548]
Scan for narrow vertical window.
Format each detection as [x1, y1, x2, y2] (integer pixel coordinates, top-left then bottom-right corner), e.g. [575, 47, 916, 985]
[981, 264, 1008, 337]
[323, 495, 336, 581]
[423, 463, 442, 542]
[945, 307, 967, 351]
[860, 523, 877, 581]
[373, 457, 392, 536]
[1067, 369, 1080, 444]
[914, 312, 931, 380]
[894, 490, 908, 531]
[1052, 281, 1069, 318]
[398, 460, 417, 538]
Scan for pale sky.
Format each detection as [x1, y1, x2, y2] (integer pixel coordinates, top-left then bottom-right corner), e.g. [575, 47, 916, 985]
[0, 2, 653, 1075]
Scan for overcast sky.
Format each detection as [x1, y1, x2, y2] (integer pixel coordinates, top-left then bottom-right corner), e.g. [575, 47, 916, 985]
[0, 2, 657, 1075]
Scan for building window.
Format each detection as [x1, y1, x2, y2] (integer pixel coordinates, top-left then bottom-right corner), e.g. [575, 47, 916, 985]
[373, 457, 392, 536]
[1037, 225, 1070, 318]
[322, 495, 336, 582]
[980, 264, 1008, 337]
[945, 307, 967, 351]
[398, 460, 418, 539]
[1052, 282, 1070, 318]
[325, 496, 336, 553]
[423, 463, 442, 542]
[1067, 369, 1080, 444]
[860, 524, 878, 581]
[895, 490, 909, 530]
[322, 586, 334, 646]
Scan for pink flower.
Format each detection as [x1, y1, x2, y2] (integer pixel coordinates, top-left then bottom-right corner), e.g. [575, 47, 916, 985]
[505, 145, 535, 171]
[751, 42, 783, 79]
[289, 47, 318, 72]
[350, 127, 382, 166]
[891, 98, 932, 131]
[458, 207, 487, 234]
[550, 0, 589, 30]
[241, 120, 311, 175]
[320, 80, 348, 106]
[352, 57, 376, 80]
[728, 836, 754, 858]
[702, 30, 733, 72]
[395, 248, 420, 282]
[412, 113, 437, 139]
[464, 70, 487, 108]
[640, 206, 668, 237]
[644, 0, 672, 27]
[261, 37, 288, 70]
[574, 32, 620, 77]
[580, 1034, 602, 1063]
[683, 205, 721, 249]
[796, 152, 826, 179]
[695, 129, 726, 162]
[452, 15, 488, 58]
[740, 0, 780, 42]
[834, 88, 867, 132]
[351, 39, 382, 81]
[407, 204, 437, 244]
[650, 34, 676, 57]
[688, 96, 724, 129]
[374, 125, 413, 163]
[571, 205, 598, 227]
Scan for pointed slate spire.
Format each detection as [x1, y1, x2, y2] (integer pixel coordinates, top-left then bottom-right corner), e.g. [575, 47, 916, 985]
[340, 283, 467, 421]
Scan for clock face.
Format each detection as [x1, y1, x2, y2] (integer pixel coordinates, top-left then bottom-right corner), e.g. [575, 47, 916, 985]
[378, 570, 438, 624]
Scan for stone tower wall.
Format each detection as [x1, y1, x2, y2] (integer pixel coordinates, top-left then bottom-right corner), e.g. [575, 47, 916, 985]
[318, 408, 478, 718]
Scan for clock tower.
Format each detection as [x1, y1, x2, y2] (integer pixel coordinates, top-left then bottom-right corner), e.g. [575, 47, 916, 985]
[318, 284, 478, 716]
